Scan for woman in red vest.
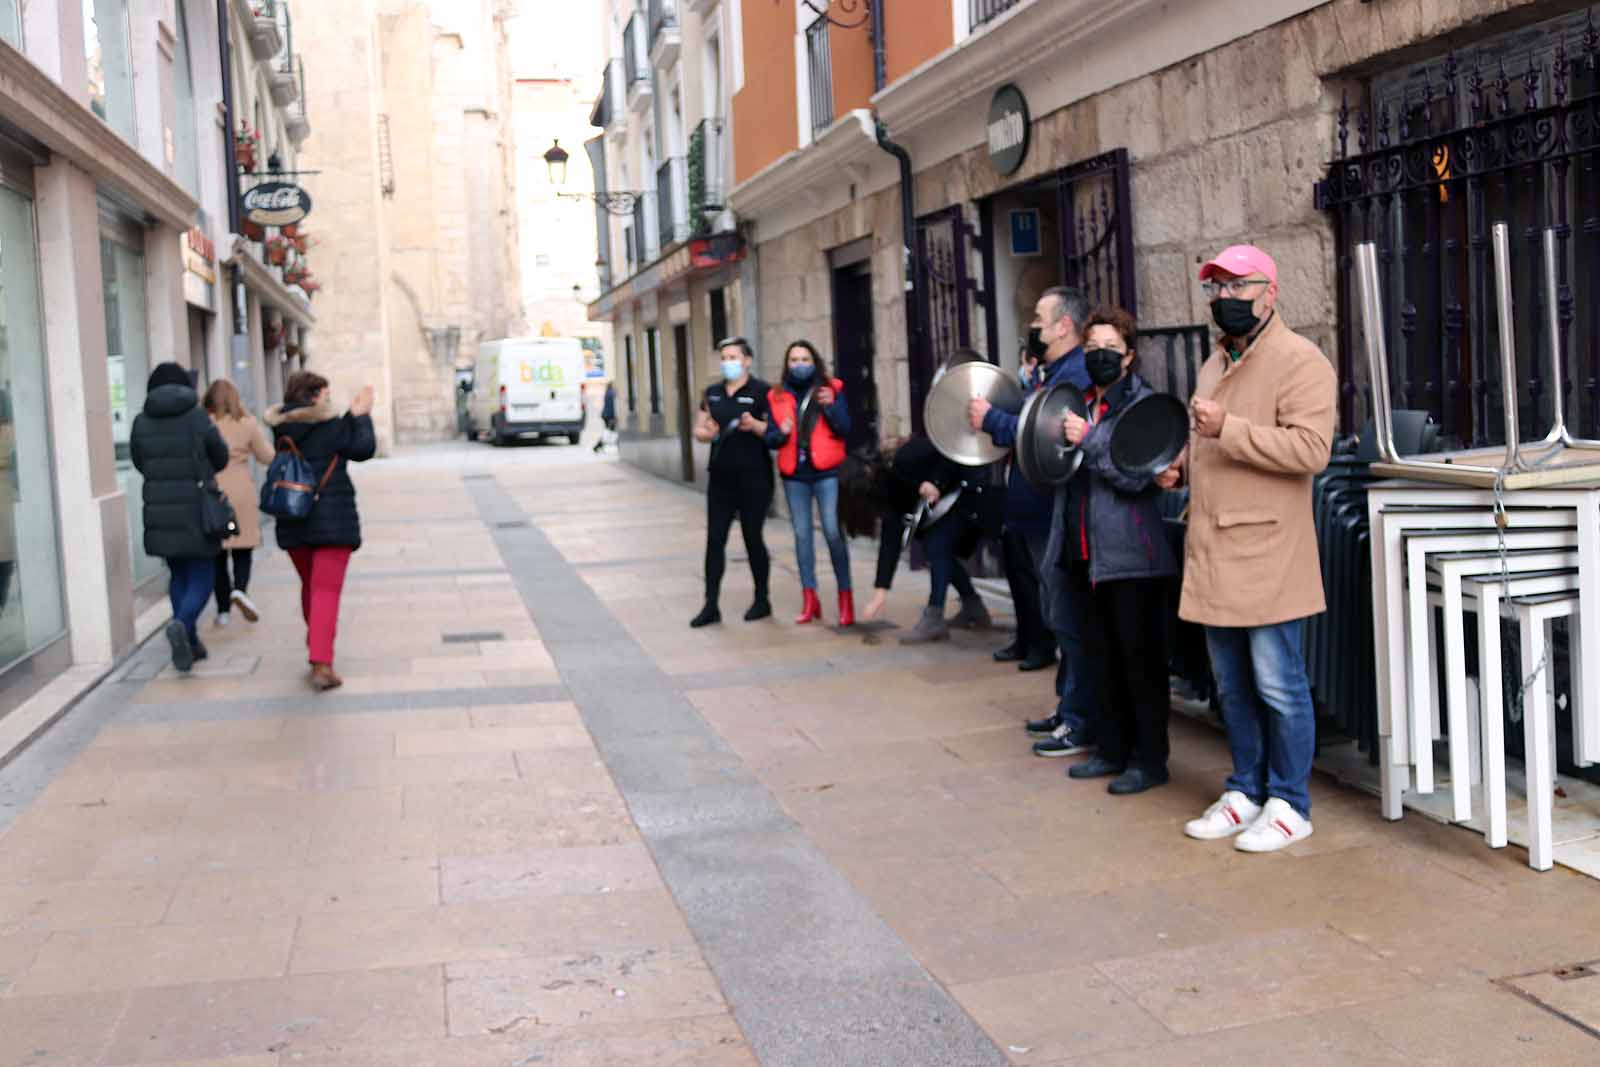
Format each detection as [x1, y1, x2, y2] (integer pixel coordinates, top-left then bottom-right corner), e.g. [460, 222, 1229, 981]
[768, 340, 853, 625]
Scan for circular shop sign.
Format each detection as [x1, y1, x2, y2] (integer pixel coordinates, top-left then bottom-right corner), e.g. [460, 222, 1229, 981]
[241, 181, 312, 227]
[986, 84, 1031, 177]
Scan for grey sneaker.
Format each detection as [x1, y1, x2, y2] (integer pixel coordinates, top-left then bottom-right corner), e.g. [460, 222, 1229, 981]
[898, 605, 950, 644]
[951, 593, 993, 630]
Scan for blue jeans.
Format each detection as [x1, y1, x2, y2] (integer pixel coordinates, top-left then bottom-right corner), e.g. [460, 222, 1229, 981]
[1027, 529, 1100, 740]
[921, 513, 975, 610]
[783, 476, 850, 591]
[167, 557, 215, 644]
[1205, 620, 1317, 817]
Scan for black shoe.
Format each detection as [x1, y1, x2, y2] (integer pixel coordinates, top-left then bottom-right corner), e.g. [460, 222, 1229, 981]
[1108, 766, 1170, 795]
[993, 642, 1024, 663]
[1025, 714, 1062, 737]
[744, 598, 772, 622]
[165, 620, 193, 674]
[191, 640, 209, 664]
[690, 605, 722, 628]
[1032, 728, 1095, 758]
[1017, 649, 1057, 672]
[1067, 755, 1124, 780]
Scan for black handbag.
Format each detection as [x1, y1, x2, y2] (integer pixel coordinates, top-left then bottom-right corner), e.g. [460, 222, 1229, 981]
[195, 428, 240, 541]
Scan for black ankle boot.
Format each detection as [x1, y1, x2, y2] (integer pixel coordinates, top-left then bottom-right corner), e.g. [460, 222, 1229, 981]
[690, 604, 722, 628]
[744, 597, 772, 622]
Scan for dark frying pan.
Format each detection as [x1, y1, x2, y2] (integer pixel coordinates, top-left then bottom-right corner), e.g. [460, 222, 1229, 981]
[1109, 392, 1190, 481]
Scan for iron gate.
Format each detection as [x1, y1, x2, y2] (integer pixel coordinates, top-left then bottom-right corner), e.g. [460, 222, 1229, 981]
[1056, 149, 1137, 316]
[1316, 9, 1600, 444]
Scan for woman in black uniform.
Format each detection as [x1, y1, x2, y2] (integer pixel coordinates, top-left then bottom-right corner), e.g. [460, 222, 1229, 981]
[690, 337, 777, 628]
[839, 434, 990, 644]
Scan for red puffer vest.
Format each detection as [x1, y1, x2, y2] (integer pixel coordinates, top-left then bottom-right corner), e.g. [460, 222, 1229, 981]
[769, 378, 847, 477]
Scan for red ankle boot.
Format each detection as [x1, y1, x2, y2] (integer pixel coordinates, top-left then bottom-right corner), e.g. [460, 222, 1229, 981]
[838, 590, 855, 627]
[796, 588, 822, 624]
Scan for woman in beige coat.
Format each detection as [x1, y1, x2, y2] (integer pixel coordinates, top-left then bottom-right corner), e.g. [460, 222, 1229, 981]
[204, 380, 274, 625]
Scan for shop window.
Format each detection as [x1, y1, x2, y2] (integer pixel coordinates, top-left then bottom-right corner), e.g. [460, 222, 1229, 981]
[85, 0, 137, 143]
[101, 222, 158, 586]
[646, 327, 662, 415]
[172, 0, 201, 197]
[0, 183, 66, 670]
[0, 0, 19, 47]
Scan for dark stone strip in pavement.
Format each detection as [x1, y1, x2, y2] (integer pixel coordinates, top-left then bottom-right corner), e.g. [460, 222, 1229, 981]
[467, 475, 1006, 1067]
[114, 683, 571, 725]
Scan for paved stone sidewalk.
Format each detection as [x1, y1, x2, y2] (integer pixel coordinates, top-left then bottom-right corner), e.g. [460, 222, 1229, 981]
[1, 441, 1599, 1065]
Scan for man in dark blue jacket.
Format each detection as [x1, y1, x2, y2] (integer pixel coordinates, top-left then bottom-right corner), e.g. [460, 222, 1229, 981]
[968, 286, 1101, 756]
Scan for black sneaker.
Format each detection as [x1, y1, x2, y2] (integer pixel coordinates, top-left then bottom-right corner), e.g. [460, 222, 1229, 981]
[191, 640, 209, 664]
[166, 620, 194, 674]
[744, 598, 773, 622]
[1025, 714, 1062, 737]
[690, 605, 722, 628]
[993, 642, 1024, 663]
[1032, 726, 1095, 758]
[1067, 755, 1124, 779]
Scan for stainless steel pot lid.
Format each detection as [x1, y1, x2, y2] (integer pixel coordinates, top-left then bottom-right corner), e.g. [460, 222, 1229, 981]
[924, 360, 1022, 467]
[1018, 382, 1088, 489]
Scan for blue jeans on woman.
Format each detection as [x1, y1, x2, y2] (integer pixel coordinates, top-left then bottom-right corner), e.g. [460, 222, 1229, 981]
[783, 476, 850, 592]
[167, 557, 215, 644]
[1204, 619, 1318, 817]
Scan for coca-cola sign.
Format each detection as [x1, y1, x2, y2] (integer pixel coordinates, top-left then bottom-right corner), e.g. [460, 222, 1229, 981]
[241, 181, 312, 227]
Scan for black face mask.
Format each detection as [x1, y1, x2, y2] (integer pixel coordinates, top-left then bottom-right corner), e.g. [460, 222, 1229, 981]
[1026, 326, 1049, 360]
[1211, 298, 1260, 338]
[1083, 347, 1124, 387]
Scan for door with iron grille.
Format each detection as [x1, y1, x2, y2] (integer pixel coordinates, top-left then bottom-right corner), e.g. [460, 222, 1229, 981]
[913, 205, 983, 431]
[1317, 8, 1600, 446]
[1056, 149, 1137, 316]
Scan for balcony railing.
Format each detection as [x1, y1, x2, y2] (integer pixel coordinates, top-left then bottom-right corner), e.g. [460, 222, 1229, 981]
[656, 156, 689, 250]
[805, 16, 833, 137]
[647, 0, 678, 51]
[969, 0, 1025, 31]
[623, 13, 647, 85]
[688, 118, 725, 237]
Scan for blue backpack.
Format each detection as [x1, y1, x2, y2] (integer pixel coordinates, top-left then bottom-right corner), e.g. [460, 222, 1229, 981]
[260, 437, 339, 520]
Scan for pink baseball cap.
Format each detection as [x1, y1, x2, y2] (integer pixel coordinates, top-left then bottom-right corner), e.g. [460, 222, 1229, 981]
[1198, 244, 1278, 285]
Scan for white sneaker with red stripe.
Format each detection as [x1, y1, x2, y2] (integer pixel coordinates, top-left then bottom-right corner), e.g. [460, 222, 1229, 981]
[1183, 790, 1261, 840]
[1234, 797, 1314, 853]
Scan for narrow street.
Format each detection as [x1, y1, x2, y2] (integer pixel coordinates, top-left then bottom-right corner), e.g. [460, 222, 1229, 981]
[2, 441, 1599, 1066]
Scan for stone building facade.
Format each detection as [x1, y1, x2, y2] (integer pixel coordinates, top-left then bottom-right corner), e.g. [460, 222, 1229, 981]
[296, 0, 524, 449]
[697, 0, 1599, 449]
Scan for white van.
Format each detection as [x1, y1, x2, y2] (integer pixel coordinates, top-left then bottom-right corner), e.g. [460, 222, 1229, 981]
[470, 337, 587, 446]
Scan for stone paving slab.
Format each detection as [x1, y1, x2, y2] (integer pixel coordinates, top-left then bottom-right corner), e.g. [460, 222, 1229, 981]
[0, 443, 1598, 1064]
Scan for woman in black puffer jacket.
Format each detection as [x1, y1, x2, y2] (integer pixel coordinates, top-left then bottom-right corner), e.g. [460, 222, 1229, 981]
[264, 371, 377, 691]
[130, 362, 229, 673]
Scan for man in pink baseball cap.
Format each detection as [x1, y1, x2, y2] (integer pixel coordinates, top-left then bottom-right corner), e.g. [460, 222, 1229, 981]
[1160, 242, 1337, 854]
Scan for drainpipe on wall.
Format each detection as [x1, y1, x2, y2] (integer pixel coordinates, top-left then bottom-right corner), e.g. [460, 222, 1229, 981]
[218, 0, 243, 335]
[874, 118, 925, 435]
[869, 0, 927, 433]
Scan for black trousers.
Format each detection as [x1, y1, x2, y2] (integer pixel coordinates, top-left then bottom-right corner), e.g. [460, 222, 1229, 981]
[214, 548, 254, 612]
[1078, 569, 1172, 773]
[704, 468, 771, 605]
[1002, 528, 1050, 653]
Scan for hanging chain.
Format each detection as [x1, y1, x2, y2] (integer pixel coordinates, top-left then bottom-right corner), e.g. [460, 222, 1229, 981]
[1491, 442, 1566, 722]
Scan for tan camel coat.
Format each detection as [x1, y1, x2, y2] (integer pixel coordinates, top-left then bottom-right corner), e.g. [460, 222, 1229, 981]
[1178, 312, 1338, 628]
[212, 413, 273, 549]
